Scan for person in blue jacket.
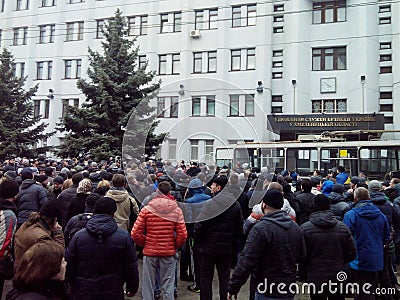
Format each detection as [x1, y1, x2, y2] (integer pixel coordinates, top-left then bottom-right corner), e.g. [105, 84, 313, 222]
[335, 166, 349, 185]
[343, 187, 390, 300]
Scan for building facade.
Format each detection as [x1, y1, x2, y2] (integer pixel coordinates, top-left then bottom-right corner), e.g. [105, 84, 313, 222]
[0, 0, 398, 163]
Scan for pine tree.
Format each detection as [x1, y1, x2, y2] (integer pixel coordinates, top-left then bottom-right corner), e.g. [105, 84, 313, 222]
[0, 48, 53, 160]
[58, 9, 166, 162]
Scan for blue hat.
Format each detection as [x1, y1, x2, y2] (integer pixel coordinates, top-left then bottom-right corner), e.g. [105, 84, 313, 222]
[188, 179, 203, 189]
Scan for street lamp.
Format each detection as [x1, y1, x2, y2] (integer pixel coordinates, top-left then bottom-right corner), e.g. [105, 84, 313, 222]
[292, 79, 297, 113]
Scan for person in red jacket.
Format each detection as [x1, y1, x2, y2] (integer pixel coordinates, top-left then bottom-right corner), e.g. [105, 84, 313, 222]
[131, 181, 187, 300]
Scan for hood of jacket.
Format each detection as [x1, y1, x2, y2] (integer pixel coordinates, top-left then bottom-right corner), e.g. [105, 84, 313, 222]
[189, 186, 206, 195]
[85, 214, 118, 242]
[147, 194, 178, 216]
[353, 200, 383, 220]
[106, 189, 129, 203]
[328, 192, 346, 204]
[309, 210, 338, 228]
[0, 198, 17, 215]
[260, 210, 293, 230]
[370, 191, 388, 204]
[20, 179, 37, 190]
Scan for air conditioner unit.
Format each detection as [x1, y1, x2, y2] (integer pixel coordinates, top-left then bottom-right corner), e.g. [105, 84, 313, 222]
[190, 30, 200, 38]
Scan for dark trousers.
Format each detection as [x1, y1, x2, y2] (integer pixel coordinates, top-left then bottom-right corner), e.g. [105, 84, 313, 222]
[352, 269, 379, 300]
[180, 239, 192, 279]
[199, 252, 231, 300]
[192, 243, 201, 288]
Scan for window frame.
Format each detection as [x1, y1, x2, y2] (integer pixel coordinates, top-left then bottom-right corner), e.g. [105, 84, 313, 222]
[229, 94, 240, 116]
[312, 46, 346, 71]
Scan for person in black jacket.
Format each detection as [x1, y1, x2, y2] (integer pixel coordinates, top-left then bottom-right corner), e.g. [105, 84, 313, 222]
[295, 178, 315, 225]
[194, 176, 243, 300]
[228, 189, 306, 300]
[300, 194, 356, 300]
[66, 197, 139, 299]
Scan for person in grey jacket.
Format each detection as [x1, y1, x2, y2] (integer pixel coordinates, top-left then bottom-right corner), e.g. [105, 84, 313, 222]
[328, 184, 350, 221]
[16, 168, 48, 227]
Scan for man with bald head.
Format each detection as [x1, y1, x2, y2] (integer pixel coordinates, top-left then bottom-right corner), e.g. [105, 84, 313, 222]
[343, 187, 390, 300]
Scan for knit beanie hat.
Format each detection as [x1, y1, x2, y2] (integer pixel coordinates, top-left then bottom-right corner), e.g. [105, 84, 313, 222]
[85, 193, 102, 210]
[40, 200, 60, 219]
[332, 183, 345, 194]
[0, 180, 19, 199]
[212, 176, 228, 189]
[20, 168, 34, 181]
[53, 176, 65, 184]
[262, 189, 284, 209]
[350, 176, 360, 185]
[4, 171, 17, 180]
[77, 178, 92, 194]
[94, 196, 117, 215]
[314, 194, 330, 211]
[368, 180, 381, 192]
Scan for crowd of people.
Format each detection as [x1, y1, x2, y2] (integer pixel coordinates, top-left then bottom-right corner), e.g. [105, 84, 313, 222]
[0, 155, 400, 300]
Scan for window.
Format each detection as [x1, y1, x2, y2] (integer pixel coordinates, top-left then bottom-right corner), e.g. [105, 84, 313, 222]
[312, 0, 346, 24]
[16, 0, 29, 10]
[380, 104, 393, 112]
[36, 61, 52, 80]
[64, 59, 81, 79]
[34, 100, 41, 118]
[231, 48, 256, 71]
[172, 54, 180, 75]
[206, 96, 215, 116]
[272, 95, 283, 102]
[44, 99, 50, 119]
[273, 27, 284, 33]
[138, 55, 146, 69]
[170, 97, 178, 118]
[12, 27, 28, 46]
[205, 140, 214, 157]
[1, 0, 5, 12]
[245, 94, 254, 116]
[157, 97, 165, 117]
[380, 42, 391, 50]
[193, 51, 217, 73]
[274, 15, 284, 22]
[193, 52, 202, 73]
[272, 106, 283, 113]
[128, 15, 148, 36]
[96, 19, 105, 39]
[192, 97, 201, 116]
[384, 117, 393, 124]
[41, 0, 56, 7]
[168, 139, 177, 160]
[380, 54, 392, 61]
[272, 72, 283, 79]
[379, 17, 391, 25]
[230, 95, 239, 116]
[312, 47, 346, 71]
[380, 92, 392, 99]
[158, 55, 167, 75]
[272, 61, 283, 68]
[160, 12, 182, 33]
[273, 50, 283, 57]
[379, 5, 391, 13]
[13, 62, 25, 78]
[274, 4, 284, 12]
[380, 66, 392, 74]
[36, 62, 44, 80]
[190, 140, 199, 161]
[69, 0, 84, 3]
[173, 12, 181, 32]
[232, 4, 257, 27]
[311, 99, 347, 113]
[66, 21, 84, 41]
[195, 8, 218, 30]
[62, 98, 79, 117]
[38, 24, 55, 44]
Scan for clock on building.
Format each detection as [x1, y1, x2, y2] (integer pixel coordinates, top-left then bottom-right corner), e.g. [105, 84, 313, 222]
[320, 77, 336, 93]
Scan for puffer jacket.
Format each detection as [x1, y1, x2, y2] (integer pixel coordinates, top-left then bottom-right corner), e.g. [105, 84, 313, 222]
[301, 210, 356, 286]
[6, 280, 67, 300]
[57, 185, 78, 228]
[225, 184, 250, 219]
[393, 183, 400, 211]
[194, 189, 243, 256]
[328, 192, 350, 221]
[66, 214, 139, 299]
[17, 180, 48, 226]
[131, 194, 187, 257]
[295, 192, 315, 225]
[106, 189, 139, 231]
[370, 191, 400, 228]
[14, 214, 65, 267]
[343, 200, 390, 271]
[228, 210, 306, 297]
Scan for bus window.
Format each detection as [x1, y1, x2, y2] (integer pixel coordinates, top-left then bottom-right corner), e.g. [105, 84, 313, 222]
[359, 147, 400, 180]
[320, 147, 358, 177]
[260, 147, 285, 171]
[287, 148, 318, 175]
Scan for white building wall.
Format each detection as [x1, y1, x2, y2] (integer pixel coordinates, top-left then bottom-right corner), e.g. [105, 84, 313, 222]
[0, 0, 398, 160]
